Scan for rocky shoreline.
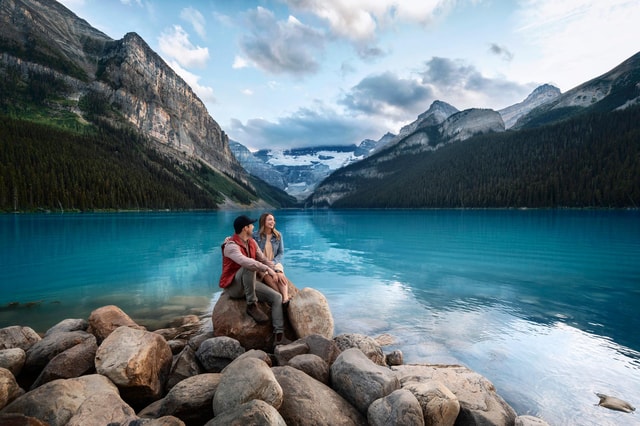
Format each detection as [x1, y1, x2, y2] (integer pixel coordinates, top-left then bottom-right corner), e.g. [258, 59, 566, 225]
[0, 286, 550, 425]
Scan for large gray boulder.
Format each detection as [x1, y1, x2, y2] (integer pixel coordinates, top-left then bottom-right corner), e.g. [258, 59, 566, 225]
[334, 333, 385, 366]
[212, 356, 283, 416]
[158, 373, 221, 425]
[0, 348, 26, 377]
[331, 348, 400, 414]
[367, 388, 425, 426]
[0, 374, 119, 426]
[30, 333, 97, 389]
[0, 326, 41, 351]
[66, 392, 137, 426]
[272, 365, 366, 425]
[196, 336, 245, 373]
[24, 330, 94, 375]
[206, 399, 286, 426]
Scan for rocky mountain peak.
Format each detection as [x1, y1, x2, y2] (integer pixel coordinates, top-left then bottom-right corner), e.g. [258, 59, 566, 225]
[499, 84, 561, 129]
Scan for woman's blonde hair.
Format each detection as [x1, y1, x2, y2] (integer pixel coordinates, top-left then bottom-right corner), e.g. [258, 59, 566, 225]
[258, 212, 281, 240]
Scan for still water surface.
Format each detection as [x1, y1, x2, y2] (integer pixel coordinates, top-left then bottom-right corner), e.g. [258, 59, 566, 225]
[1, 209, 639, 425]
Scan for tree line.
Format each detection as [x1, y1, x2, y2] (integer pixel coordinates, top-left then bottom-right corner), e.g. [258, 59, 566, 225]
[0, 116, 239, 212]
[323, 105, 640, 209]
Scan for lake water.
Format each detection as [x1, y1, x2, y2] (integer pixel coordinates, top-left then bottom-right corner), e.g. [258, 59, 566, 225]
[1, 209, 639, 425]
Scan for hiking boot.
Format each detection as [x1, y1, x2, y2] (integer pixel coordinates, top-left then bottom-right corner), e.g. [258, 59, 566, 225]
[246, 303, 269, 323]
[274, 332, 292, 346]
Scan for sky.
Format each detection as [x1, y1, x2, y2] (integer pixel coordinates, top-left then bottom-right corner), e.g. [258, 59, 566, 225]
[57, 0, 640, 151]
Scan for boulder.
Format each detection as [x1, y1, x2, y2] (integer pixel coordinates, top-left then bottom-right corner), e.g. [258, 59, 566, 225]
[195, 336, 245, 373]
[272, 365, 366, 425]
[212, 357, 283, 416]
[0, 413, 48, 425]
[66, 392, 137, 426]
[288, 354, 330, 385]
[299, 334, 341, 366]
[0, 367, 23, 410]
[0, 326, 41, 351]
[44, 319, 88, 337]
[402, 379, 459, 426]
[205, 399, 286, 426]
[158, 373, 221, 425]
[94, 325, 173, 407]
[0, 374, 119, 426]
[24, 330, 94, 375]
[30, 333, 97, 389]
[334, 333, 385, 366]
[87, 304, 145, 344]
[166, 345, 203, 391]
[367, 389, 425, 426]
[515, 415, 551, 426]
[331, 348, 400, 414]
[211, 292, 278, 351]
[393, 364, 517, 426]
[288, 287, 334, 339]
[0, 348, 26, 377]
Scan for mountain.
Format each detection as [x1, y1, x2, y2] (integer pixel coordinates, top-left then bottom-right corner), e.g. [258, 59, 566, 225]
[230, 142, 378, 200]
[0, 0, 293, 211]
[513, 52, 640, 129]
[307, 53, 640, 208]
[498, 84, 561, 129]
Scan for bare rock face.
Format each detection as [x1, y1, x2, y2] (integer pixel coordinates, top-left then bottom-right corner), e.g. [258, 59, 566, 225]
[440, 108, 505, 142]
[94, 326, 173, 407]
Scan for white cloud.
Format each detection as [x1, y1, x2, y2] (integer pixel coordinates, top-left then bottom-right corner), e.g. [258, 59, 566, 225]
[158, 25, 209, 69]
[242, 89, 254, 96]
[232, 56, 249, 69]
[513, 0, 640, 89]
[180, 7, 206, 39]
[282, 0, 455, 41]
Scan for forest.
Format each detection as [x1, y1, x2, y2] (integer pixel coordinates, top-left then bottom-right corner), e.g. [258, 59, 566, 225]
[0, 116, 295, 212]
[322, 105, 640, 209]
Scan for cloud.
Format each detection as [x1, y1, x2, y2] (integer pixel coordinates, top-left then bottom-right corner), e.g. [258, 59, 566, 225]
[229, 103, 385, 149]
[339, 72, 433, 119]
[239, 7, 326, 76]
[418, 57, 535, 109]
[488, 43, 514, 62]
[158, 25, 209, 69]
[282, 0, 453, 41]
[180, 7, 206, 38]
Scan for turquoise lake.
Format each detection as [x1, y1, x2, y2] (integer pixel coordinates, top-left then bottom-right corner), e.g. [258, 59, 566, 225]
[1, 209, 639, 425]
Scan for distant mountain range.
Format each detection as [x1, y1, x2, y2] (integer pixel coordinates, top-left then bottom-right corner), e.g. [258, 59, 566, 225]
[1, 0, 638, 211]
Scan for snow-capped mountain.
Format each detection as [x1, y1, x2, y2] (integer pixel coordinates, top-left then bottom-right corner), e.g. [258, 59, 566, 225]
[232, 85, 563, 200]
[230, 140, 387, 200]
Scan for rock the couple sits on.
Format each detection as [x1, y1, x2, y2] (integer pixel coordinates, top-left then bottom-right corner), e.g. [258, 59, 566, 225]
[214, 214, 334, 350]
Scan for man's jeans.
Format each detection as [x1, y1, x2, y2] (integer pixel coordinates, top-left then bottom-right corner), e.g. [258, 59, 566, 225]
[225, 267, 284, 333]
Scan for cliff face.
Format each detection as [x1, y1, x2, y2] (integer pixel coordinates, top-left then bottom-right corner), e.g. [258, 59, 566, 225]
[0, 0, 248, 185]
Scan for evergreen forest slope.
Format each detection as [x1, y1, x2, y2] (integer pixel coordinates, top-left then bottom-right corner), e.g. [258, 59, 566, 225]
[0, 116, 296, 212]
[313, 106, 640, 209]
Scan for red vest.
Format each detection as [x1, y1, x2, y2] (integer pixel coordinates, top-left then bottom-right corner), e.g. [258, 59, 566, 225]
[219, 234, 257, 288]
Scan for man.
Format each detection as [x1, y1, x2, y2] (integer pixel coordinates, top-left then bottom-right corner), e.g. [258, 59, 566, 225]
[219, 214, 290, 346]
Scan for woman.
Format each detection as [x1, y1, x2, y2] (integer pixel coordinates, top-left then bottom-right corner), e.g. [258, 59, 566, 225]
[253, 212, 291, 305]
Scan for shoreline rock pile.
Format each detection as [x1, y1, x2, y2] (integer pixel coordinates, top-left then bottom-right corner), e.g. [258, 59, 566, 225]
[0, 286, 550, 425]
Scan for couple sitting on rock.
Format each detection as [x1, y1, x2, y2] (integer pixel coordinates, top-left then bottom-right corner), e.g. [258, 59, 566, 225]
[219, 213, 292, 346]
